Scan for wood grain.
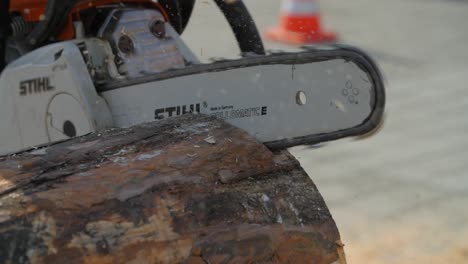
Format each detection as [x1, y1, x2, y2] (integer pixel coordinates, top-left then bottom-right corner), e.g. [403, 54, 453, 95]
[0, 114, 343, 264]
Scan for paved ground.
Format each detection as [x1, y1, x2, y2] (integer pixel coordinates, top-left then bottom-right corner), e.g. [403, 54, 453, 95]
[182, 1, 468, 263]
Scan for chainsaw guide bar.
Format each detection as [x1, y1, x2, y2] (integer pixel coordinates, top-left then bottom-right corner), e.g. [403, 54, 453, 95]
[100, 45, 385, 150]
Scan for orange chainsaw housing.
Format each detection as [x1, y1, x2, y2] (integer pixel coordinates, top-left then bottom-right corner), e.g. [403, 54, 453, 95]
[9, 0, 168, 40]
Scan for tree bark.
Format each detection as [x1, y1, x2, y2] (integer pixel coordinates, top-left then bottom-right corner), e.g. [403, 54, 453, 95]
[0, 114, 345, 264]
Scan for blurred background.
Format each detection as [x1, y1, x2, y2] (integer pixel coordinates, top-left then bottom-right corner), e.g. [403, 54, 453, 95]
[182, 0, 468, 263]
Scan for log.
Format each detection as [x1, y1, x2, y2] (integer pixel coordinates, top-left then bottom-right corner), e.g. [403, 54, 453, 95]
[0, 114, 345, 264]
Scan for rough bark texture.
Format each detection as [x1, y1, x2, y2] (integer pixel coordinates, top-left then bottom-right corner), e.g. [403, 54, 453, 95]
[0, 114, 344, 264]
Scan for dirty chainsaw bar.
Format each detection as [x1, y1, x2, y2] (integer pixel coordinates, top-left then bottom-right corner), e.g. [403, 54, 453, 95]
[99, 45, 385, 149]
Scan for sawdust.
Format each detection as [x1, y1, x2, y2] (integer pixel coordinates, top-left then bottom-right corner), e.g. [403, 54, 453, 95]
[342, 220, 468, 264]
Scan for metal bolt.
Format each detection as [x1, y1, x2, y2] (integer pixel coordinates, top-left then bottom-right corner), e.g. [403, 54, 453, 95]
[150, 20, 166, 39]
[118, 35, 134, 54]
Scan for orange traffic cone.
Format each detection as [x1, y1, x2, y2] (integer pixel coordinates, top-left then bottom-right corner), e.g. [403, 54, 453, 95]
[266, 0, 337, 45]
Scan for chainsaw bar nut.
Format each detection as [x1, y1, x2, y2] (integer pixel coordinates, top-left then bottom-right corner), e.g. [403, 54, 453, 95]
[118, 35, 135, 54]
[150, 20, 166, 39]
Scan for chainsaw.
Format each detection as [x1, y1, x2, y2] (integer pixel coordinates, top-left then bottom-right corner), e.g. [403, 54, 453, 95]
[0, 0, 385, 155]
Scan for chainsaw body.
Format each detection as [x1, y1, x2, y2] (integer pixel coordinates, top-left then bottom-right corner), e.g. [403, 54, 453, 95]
[0, 1, 385, 155]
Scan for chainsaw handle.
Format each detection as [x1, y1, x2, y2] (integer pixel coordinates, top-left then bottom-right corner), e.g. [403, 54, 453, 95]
[25, 0, 79, 49]
[159, 0, 196, 35]
[0, 0, 10, 71]
[213, 0, 265, 55]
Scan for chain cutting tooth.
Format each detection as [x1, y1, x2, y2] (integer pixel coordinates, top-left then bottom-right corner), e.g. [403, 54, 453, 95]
[241, 52, 264, 58]
[184, 61, 201, 67]
[266, 49, 287, 55]
[300, 45, 338, 52]
[209, 57, 231, 63]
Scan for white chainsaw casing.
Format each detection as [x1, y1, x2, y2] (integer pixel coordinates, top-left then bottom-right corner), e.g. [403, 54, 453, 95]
[0, 42, 113, 155]
[0, 7, 197, 155]
[0, 7, 384, 155]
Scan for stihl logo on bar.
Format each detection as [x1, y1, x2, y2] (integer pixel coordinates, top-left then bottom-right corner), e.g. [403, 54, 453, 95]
[155, 103, 201, 120]
[19, 77, 55, 96]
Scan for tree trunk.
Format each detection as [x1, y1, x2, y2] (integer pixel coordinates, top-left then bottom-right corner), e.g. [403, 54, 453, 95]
[0, 114, 345, 264]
